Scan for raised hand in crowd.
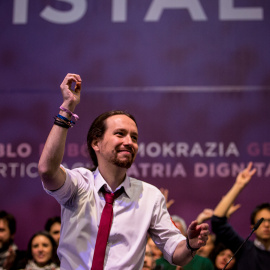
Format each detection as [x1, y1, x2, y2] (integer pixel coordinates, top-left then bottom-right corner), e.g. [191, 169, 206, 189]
[197, 202, 241, 225]
[213, 162, 256, 218]
[160, 188, 175, 210]
[196, 208, 214, 225]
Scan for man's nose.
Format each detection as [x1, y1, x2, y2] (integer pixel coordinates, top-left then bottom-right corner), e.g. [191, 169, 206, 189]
[123, 135, 132, 145]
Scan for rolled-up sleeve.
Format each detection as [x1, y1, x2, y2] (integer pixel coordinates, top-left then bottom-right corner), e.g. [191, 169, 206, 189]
[149, 191, 185, 264]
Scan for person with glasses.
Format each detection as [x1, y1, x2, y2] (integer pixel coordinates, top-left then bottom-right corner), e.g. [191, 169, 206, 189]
[211, 162, 270, 270]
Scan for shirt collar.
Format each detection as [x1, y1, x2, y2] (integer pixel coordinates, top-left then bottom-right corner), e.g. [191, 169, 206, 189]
[254, 238, 270, 251]
[94, 168, 131, 198]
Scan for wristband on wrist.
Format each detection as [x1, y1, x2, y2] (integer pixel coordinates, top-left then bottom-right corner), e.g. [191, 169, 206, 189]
[59, 106, 79, 121]
[53, 116, 73, 129]
[54, 119, 70, 129]
[186, 236, 199, 258]
[57, 114, 75, 124]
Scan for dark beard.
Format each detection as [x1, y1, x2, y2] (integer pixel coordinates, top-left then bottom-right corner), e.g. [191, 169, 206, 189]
[0, 239, 13, 253]
[110, 152, 134, 169]
[113, 159, 132, 169]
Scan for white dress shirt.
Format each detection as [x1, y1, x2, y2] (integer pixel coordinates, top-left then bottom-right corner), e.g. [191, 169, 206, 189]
[44, 167, 185, 270]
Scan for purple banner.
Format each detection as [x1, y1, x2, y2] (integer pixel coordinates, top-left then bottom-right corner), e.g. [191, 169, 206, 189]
[0, 0, 270, 249]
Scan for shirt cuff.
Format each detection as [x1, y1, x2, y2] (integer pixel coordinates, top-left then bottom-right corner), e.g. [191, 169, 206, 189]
[162, 234, 186, 264]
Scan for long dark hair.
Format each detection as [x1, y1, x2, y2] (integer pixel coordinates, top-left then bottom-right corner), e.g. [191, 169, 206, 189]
[209, 243, 237, 270]
[26, 230, 60, 266]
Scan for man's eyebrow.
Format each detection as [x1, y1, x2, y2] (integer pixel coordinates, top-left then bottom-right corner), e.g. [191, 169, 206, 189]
[114, 128, 126, 132]
[131, 131, 138, 136]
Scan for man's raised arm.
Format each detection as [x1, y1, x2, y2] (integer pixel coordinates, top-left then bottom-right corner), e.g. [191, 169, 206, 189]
[38, 73, 82, 191]
[213, 162, 256, 217]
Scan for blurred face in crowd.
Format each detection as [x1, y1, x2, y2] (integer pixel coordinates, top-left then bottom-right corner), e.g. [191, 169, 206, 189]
[147, 238, 162, 261]
[31, 235, 53, 267]
[254, 209, 270, 242]
[197, 234, 215, 258]
[0, 219, 12, 251]
[49, 222, 61, 245]
[215, 249, 235, 270]
[142, 243, 155, 270]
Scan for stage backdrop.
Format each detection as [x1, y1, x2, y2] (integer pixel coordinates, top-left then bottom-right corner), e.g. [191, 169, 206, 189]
[1, 0, 270, 249]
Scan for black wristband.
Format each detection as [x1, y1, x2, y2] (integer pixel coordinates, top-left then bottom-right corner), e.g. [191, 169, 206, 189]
[54, 120, 70, 129]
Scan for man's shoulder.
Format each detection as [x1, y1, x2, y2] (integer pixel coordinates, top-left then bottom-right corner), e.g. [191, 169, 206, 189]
[127, 176, 162, 201]
[66, 166, 94, 175]
[63, 166, 95, 182]
[128, 176, 159, 191]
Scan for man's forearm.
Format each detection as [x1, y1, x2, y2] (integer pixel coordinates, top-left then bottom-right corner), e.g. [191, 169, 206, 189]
[38, 121, 69, 190]
[172, 239, 193, 266]
[213, 183, 244, 217]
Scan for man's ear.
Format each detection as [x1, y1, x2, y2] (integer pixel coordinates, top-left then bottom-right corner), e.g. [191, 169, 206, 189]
[91, 138, 100, 152]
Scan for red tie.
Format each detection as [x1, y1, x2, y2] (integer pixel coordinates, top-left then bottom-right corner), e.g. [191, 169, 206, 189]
[91, 186, 124, 270]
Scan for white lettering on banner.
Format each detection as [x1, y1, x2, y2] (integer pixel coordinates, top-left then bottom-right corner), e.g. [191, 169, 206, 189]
[194, 162, 270, 178]
[40, 0, 87, 24]
[194, 162, 245, 178]
[38, 141, 270, 159]
[128, 162, 187, 178]
[127, 162, 270, 179]
[1, 161, 270, 179]
[0, 162, 91, 179]
[137, 142, 239, 158]
[219, 0, 263, 21]
[0, 143, 32, 158]
[0, 141, 269, 179]
[13, 0, 29, 24]
[12, 0, 264, 24]
[145, 0, 207, 21]
[0, 162, 38, 178]
[112, 0, 128, 22]
[13, 0, 87, 24]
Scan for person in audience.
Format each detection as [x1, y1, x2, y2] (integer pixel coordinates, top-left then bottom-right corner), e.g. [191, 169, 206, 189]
[0, 211, 25, 270]
[196, 234, 216, 258]
[18, 231, 60, 270]
[211, 162, 270, 270]
[147, 238, 163, 262]
[143, 241, 157, 270]
[209, 243, 236, 270]
[195, 200, 241, 258]
[44, 217, 61, 246]
[155, 215, 214, 270]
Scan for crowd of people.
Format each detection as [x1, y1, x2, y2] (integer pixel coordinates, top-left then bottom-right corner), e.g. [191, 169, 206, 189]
[2, 163, 270, 270]
[0, 213, 61, 270]
[2, 74, 270, 269]
[141, 163, 270, 270]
